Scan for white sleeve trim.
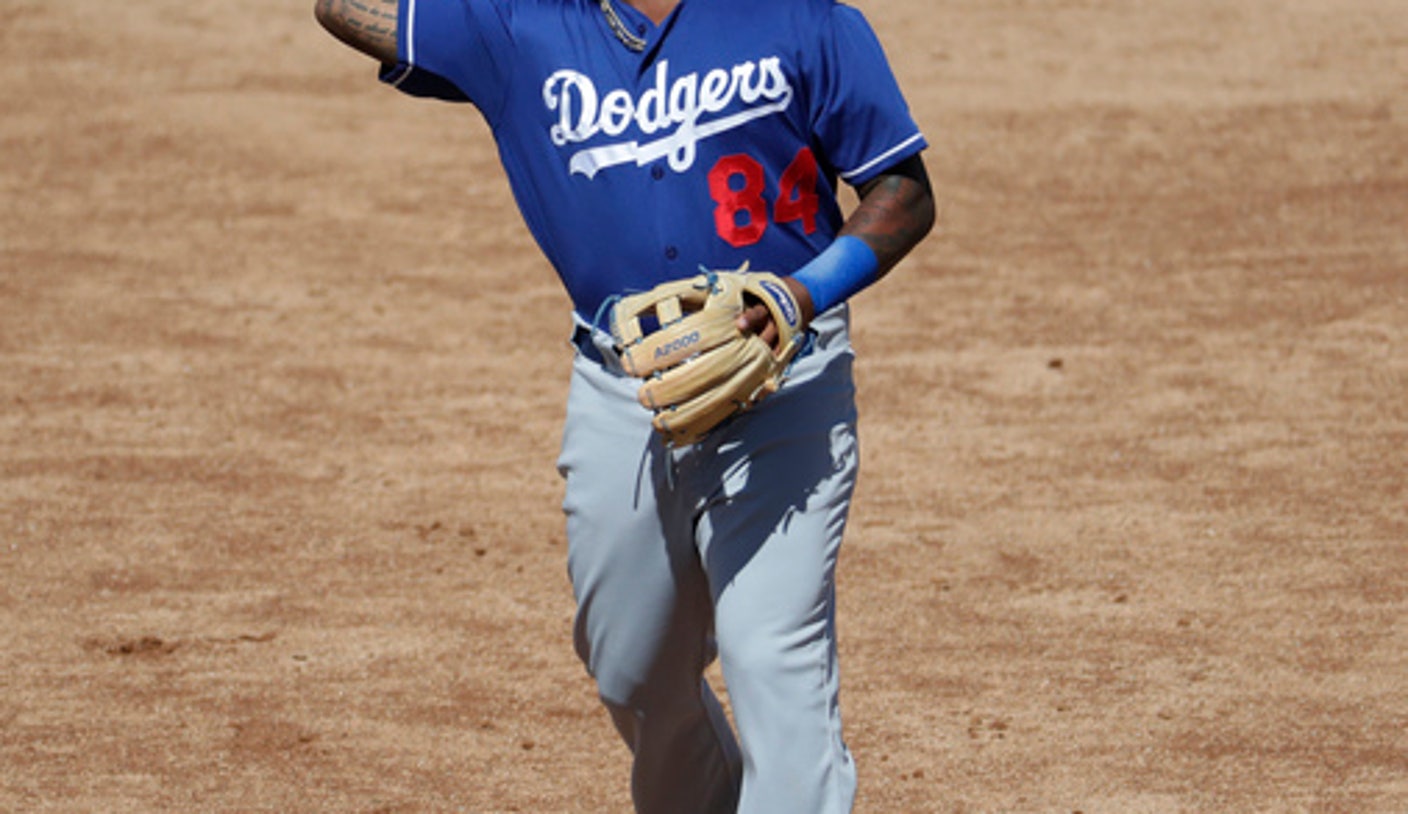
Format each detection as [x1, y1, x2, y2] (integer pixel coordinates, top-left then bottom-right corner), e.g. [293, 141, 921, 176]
[404, 0, 419, 65]
[839, 133, 926, 183]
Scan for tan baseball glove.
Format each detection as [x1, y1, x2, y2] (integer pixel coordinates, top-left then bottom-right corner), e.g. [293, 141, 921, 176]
[609, 265, 807, 446]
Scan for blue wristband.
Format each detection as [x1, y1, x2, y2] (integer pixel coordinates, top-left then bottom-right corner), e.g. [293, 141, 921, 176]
[791, 236, 880, 316]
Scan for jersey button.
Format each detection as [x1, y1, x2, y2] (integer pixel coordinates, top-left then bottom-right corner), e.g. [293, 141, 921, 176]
[665, 246, 679, 261]
[651, 165, 665, 180]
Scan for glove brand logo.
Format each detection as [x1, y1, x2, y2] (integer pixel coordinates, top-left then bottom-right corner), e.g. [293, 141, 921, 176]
[544, 58, 794, 179]
[758, 280, 799, 327]
[656, 330, 702, 359]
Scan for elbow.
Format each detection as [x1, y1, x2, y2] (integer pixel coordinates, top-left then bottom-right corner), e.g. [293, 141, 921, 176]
[912, 184, 937, 244]
[313, 0, 399, 64]
[314, 0, 358, 45]
[919, 196, 936, 247]
[889, 186, 935, 271]
[896, 167, 937, 258]
[313, 0, 336, 34]
[908, 156, 937, 242]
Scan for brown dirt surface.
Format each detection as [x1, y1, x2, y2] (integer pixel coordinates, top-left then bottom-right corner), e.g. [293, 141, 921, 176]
[3, 1, 1405, 811]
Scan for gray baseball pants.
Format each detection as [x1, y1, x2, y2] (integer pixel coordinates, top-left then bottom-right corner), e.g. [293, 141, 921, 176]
[557, 309, 860, 814]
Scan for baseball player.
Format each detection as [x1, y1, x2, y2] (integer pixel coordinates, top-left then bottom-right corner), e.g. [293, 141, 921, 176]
[315, 1, 934, 812]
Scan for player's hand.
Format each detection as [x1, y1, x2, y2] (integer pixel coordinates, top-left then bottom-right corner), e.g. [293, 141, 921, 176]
[612, 268, 808, 446]
[737, 275, 814, 350]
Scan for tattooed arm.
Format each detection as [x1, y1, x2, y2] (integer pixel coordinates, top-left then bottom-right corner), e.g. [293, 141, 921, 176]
[842, 154, 936, 279]
[741, 153, 935, 342]
[315, 0, 399, 64]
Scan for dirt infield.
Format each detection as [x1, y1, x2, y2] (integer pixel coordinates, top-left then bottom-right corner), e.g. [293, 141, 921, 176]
[2, 1, 1405, 811]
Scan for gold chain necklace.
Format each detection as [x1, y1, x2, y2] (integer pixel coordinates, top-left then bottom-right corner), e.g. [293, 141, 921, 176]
[599, 0, 647, 52]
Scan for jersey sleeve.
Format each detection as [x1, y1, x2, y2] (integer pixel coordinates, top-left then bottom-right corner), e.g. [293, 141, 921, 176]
[808, 4, 928, 187]
[378, 0, 513, 118]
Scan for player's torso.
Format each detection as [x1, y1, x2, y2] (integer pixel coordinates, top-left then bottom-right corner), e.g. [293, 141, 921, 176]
[487, 0, 845, 317]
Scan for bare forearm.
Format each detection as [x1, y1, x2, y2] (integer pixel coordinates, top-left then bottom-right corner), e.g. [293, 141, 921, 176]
[841, 154, 936, 276]
[315, 0, 399, 64]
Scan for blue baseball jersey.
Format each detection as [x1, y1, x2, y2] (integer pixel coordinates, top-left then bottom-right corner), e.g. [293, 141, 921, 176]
[381, 0, 926, 319]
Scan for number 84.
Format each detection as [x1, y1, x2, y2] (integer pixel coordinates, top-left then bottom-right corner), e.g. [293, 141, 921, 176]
[708, 148, 820, 248]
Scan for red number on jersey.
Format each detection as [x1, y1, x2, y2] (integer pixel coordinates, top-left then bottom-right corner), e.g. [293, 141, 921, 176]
[707, 148, 822, 248]
[775, 147, 820, 235]
[709, 154, 769, 248]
